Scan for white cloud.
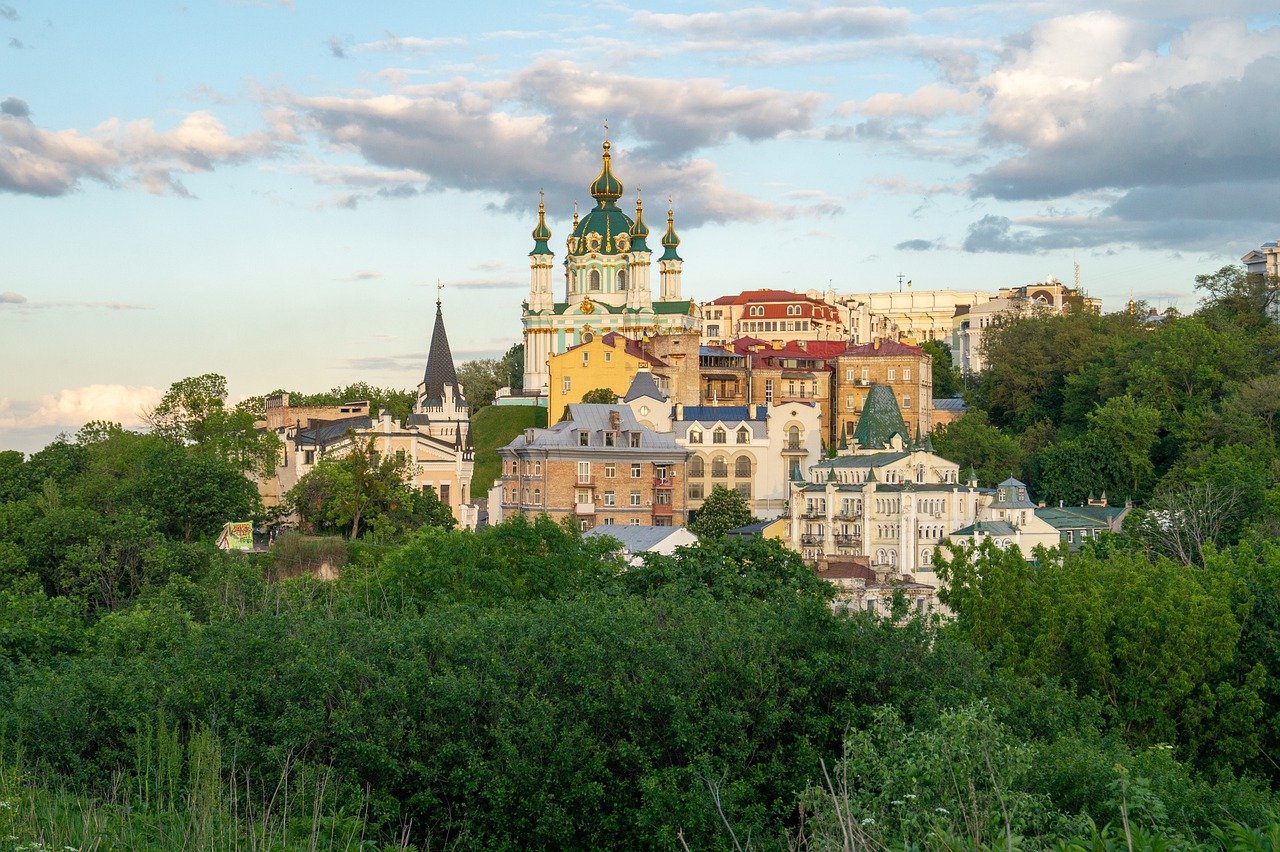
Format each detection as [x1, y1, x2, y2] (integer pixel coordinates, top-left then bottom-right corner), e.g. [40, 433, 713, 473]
[632, 4, 914, 41]
[0, 384, 162, 430]
[844, 83, 980, 119]
[0, 106, 277, 197]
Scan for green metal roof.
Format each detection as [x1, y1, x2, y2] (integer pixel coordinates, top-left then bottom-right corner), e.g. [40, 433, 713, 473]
[529, 197, 553, 256]
[660, 205, 682, 261]
[852, 384, 910, 450]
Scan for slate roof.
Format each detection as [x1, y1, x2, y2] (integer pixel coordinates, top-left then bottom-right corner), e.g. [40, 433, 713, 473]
[990, 477, 1038, 509]
[1036, 505, 1126, 529]
[584, 525, 697, 552]
[422, 302, 463, 406]
[678, 405, 766, 422]
[841, 339, 925, 357]
[504, 404, 683, 451]
[951, 520, 1018, 536]
[933, 397, 968, 412]
[623, 370, 667, 402]
[815, 451, 910, 469]
[293, 415, 373, 448]
[853, 384, 910, 449]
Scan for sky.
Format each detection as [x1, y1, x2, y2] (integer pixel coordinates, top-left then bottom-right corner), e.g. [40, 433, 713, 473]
[2, 0, 1279, 453]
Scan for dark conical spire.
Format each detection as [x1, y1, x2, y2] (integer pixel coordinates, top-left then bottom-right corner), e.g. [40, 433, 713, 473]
[422, 299, 462, 406]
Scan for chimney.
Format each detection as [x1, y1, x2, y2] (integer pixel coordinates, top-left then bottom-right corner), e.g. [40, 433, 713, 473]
[873, 338, 881, 351]
[609, 410, 621, 431]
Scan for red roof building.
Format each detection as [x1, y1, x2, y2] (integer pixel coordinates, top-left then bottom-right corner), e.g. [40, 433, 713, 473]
[701, 289, 845, 346]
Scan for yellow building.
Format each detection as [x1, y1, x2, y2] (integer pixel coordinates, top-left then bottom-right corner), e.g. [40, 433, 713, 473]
[549, 332, 669, 417]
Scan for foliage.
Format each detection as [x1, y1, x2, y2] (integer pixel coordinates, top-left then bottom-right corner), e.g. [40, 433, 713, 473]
[922, 339, 962, 399]
[272, 382, 417, 423]
[932, 409, 1022, 486]
[580, 387, 618, 404]
[286, 434, 452, 539]
[457, 342, 525, 410]
[147, 373, 282, 477]
[688, 485, 755, 539]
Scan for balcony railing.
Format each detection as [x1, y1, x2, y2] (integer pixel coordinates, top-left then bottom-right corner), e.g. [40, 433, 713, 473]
[651, 503, 673, 517]
[834, 534, 859, 547]
[575, 476, 596, 488]
[575, 502, 596, 515]
[782, 442, 807, 454]
[800, 533, 824, 546]
[800, 509, 827, 519]
[653, 477, 675, 489]
[836, 511, 862, 521]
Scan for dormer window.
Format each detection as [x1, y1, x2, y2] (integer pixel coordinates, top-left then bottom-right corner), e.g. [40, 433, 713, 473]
[629, 433, 641, 448]
[690, 428, 703, 444]
[737, 427, 750, 444]
[579, 432, 590, 447]
[604, 432, 616, 447]
[713, 428, 727, 444]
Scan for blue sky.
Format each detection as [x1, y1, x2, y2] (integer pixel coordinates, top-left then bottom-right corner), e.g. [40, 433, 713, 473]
[3, 0, 1279, 452]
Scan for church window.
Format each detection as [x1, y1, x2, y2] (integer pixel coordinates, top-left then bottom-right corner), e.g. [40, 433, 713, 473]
[618, 269, 627, 290]
[735, 456, 752, 477]
[788, 425, 800, 449]
[589, 269, 601, 291]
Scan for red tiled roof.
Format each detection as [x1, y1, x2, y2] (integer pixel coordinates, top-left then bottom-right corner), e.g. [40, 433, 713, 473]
[708, 289, 827, 306]
[841, 339, 926, 358]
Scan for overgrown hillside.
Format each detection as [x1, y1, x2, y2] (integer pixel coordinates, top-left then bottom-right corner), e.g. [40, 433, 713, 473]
[470, 404, 547, 496]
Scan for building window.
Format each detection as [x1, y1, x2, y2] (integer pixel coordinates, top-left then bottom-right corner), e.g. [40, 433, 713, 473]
[534, 461, 542, 475]
[735, 456, 752, 477]
[630, 518, 641, 525]
[630, 491, 641, 506]
[563, 377, 571, 394]
[904, 368, 911, 381]
[604, 463, 616, 477]
[589, 269, 601, 291]
[618, 269, 627, 290]
[604, 432, 616, 447]
[533, 488, 541, 504]
[579, 431, 590, 446]
[576, 489, 591, 504]
[712, 456, 728, 478]
[304, 450, 315, 465]
[690, 428, 703, 443]
[846, 369, 854, 381]
[655, 490, 671, 505]
[765, 379, 774, 403]
[440, 483, 450, 504]
[689, 483, 704, 499]
[735, 483, 751, 498]
[736, 427, 750, 444]
[631, 463, 642, 478]
[903, 395, 911, 409]
[604, 351, 611, 362]
[888, 368, 896, 381]
[846, 396, 856, 411]
[580, 520, 590, 531]
[582, 352, 589, 367]
[577, 461, 591, 482]
[604, 491, 616, 506]
[629, 433, 641, 448]
[689, 456, 705, 477]
[604, 517, 614, 525]
[860, 367, 869, 380]
[713, 428, 727, 444]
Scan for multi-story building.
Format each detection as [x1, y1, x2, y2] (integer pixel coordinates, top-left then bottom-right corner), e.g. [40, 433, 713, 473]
[489, 403, 690, 530]
[999, 276, 1101, 312]
[836, 290, 995, 345]
[619, 373, 823, 518]
[700, 289, 845, 346]
[521, 142, 699, 395]
[832, 341, 931, 442]
[696, 338, 840, 436]
[788, 390, 1058, 595]
[258, 299, 478, 528]
[1242, 239, 1280, 279]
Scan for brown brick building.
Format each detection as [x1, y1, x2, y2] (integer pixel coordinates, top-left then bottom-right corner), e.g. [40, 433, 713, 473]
[832, 339, 932, 442]
[489, 403, 691, 530]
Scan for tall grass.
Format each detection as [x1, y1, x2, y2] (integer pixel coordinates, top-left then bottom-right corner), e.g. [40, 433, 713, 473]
[0, 718, 405, 851]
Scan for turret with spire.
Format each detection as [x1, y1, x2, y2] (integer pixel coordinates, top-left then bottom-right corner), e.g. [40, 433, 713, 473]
[627, 191, 653, 310]
[528, 191, 554, 313]
[413, 295, 472, 450]
[659, 201, 683, 301]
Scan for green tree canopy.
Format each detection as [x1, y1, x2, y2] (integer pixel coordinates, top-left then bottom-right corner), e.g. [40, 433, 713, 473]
[688, 485, 755, 539]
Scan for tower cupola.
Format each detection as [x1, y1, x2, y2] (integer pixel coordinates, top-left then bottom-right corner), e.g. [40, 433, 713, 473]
[629, 193, 650, 252]
[530, 192, 553, 256]
[589, 139, 624, 201]
[660, 203, 682, 261]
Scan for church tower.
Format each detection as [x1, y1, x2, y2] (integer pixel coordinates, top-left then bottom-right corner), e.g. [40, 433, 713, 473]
[413, 297, 471, 449]
[519, 139, 700, 396]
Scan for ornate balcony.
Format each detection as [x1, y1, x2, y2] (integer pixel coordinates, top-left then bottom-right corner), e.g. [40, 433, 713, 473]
[800, 533, 824, 546]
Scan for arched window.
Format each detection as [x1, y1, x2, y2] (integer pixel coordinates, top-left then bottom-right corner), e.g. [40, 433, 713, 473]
[787, 425, 800, 449]
[711, 456, 728, 478]
[617, 269, 627, 290]
[736, 427, 750, 444]
[689, 456, 705, 477]
[922, 548, 932, 565]
[533, 488, 541, 504]
[589, 269, 601, 291]
[734, 456, 752, 478]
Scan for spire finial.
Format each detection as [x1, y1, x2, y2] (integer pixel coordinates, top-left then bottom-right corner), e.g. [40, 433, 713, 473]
[436, 279, 443, 308]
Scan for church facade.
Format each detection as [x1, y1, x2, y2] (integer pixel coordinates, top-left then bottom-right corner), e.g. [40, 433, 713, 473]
[522, 140, 700, 394]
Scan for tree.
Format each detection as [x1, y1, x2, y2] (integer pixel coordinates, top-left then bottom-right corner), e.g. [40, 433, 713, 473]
[1195, 264, 1280, 331]
[580, 387, 617, 404]
[1084, 394, 1161, 498]
[921, 340, 961, 399]
[457, 359, 503, 411]
[688, 486, 754, 539]
[146, 374, 281, 476]
[931, 409, 1021, 486]
[277, 383, 416, 422]
[286, 434, 447, 539]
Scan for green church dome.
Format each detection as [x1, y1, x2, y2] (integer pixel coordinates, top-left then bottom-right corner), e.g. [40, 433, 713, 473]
[569, 140, 637, 256]
[529, 194, 553, 256]
[660, 204, 682, 262]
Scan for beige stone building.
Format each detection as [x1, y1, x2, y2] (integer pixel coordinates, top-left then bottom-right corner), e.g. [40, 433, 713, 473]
[832, 340, 932, 442]
[257, 300, 478, 528]
[489, 403, 691, 530]
[836, 290, 996, 345]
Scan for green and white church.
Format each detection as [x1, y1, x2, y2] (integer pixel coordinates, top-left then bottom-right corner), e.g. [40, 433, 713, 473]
[522, 140, 700, 393]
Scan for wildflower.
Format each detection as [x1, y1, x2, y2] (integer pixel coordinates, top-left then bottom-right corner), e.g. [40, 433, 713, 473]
[935, 807, 949, 815]
[861, 817, 876, 826]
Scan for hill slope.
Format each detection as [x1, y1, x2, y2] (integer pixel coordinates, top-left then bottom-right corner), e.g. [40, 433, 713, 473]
[471, 405, 548, 497]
